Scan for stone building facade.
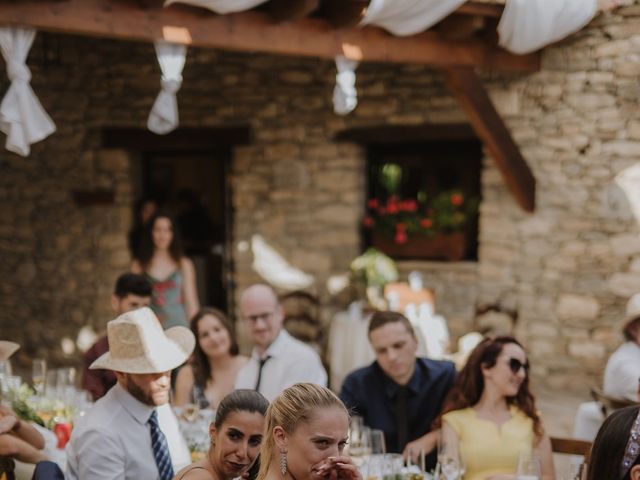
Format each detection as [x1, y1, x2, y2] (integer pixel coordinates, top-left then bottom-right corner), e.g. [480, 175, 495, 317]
[0, 6, 638, 391]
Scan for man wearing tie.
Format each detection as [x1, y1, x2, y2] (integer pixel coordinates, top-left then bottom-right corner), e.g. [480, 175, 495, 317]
[66, 307, 193, 479]
[340, 311, 455, 468]
[234, 283, 327, 401]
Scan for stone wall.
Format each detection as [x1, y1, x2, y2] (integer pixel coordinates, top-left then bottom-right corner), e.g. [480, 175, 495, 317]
[0, 6, 638, 390]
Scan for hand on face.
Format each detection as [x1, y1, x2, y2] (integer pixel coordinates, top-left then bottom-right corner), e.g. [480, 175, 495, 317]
[314, 456, 362, 480]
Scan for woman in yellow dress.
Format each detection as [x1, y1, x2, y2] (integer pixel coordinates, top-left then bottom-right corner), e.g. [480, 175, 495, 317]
[437, 336, 555, 480]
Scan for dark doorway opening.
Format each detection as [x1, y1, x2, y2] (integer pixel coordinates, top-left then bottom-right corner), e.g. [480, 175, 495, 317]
[102, 127, 251, 313]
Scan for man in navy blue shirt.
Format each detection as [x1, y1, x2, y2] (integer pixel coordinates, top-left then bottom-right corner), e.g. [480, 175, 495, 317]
[340, 311, 455, 467]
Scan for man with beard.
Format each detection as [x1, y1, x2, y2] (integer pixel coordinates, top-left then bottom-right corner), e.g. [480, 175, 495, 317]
[66, 307, 194, 480]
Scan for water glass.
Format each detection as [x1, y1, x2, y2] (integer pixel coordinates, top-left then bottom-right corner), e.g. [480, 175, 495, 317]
[370, 429, 387, 455]
[516, 452, 541, 480]
[32, 358, 47, 395]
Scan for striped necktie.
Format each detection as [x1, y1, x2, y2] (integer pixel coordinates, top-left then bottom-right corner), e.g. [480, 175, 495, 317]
[148, 410, 174, 480]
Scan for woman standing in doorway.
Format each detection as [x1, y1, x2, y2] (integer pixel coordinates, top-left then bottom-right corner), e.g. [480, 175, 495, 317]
[132, 211, 199, 329]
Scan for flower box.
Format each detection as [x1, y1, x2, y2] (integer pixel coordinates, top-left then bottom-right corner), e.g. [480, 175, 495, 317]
[371, 231, 467, 261]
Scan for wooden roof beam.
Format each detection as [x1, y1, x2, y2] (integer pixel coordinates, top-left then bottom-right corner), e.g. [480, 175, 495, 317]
[269, 0, 319, 22]
[0, 0, 539, 72]
[441, 66, 536, 212]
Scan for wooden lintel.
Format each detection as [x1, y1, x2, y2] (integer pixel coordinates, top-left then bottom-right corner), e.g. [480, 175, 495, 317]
[101, 127, 251, 150]
[441, 67, 536, 212]
[0, 0, 539, 72]
[269, 0, 319, 22]
[335, 124, 477, 143]
[456, 2, 503, 17]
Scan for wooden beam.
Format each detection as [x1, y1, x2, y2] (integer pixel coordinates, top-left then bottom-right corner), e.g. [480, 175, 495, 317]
[436, 14, 486, 41]
[269, 0, 319, 22]
[0, 0, 539, 72]
[322, 0, 368, 28]
[456, 2, 503, 17]
[441, 66, 535, 212]
[101, 127, 251, 149]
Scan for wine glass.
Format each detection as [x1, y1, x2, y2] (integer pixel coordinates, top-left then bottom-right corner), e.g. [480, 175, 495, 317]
[516, 452, 541, 480]
[348, 417, 371, 466]
[32, 358, 47, 396]
[438, 432, 463, 480]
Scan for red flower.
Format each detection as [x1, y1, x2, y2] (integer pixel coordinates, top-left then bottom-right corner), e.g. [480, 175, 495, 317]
[363, 216, 375, 227]
[387, 203, 399, 214]
[420, 218, 433, 228]
[394, 231, 408, 245]
[403, 200, 418, 212]
[367, 198, 379, 209]
[451, 193, 464, 206]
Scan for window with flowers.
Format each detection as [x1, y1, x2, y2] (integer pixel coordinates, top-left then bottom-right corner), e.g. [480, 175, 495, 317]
[363, 140, 481, 261]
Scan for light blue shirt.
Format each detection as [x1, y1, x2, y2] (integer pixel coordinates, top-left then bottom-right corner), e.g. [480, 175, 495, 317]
[66, 383, 190, 479]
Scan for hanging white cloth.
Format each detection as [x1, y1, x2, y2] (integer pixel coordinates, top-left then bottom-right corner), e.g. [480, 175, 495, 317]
[251, 234, 315, 290]
[164, 0, 268, 14]
[0, 27, 55, 157]
[498, 0, 598, 54]
[147, 41, 187, 135]
[359, 0, 467, 36]
[333, 55, 359, 116]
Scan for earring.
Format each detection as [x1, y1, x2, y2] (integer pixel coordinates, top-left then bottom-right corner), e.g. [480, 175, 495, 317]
[279, 449, 287, 477]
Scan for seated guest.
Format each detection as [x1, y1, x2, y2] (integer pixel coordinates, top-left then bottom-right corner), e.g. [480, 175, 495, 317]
[587, 405, 640, 480]
[175, 308, 248, 409]
[340, 311, 456, 467]
[82, 273, 152, 401]
[0, 342, 46, 468]
[438, 336, 555, 480]
[67, 307, 194, 480]
[235, 284, 327, 401]
[574, 293, 640, 441]
[257, 383, 361, 480]
[173, 389, 268, 480]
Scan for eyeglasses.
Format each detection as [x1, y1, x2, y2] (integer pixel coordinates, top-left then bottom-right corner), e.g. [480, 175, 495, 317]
[508, 358, 530, 375]
[245, 311, 275, 323]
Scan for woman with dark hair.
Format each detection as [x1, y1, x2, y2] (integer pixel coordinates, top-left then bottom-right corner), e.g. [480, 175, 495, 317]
[175, 308, 248, 408]
[132, 211, 199, 329]
[127, 196, 158, 259]
[173, 389, 269, 480]
[587, 405, 640, 480]
[437, 336, 555, 480]
[257, 383, 361, 480]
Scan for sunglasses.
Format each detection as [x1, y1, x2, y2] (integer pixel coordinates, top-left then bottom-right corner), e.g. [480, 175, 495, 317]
[508, 358, 530, 374]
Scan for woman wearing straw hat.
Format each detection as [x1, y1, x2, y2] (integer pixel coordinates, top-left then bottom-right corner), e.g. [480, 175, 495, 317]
[66, 307, 195, 480]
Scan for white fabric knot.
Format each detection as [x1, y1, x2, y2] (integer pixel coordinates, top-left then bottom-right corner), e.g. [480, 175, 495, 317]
[147, 41, 187, 135]
[333, 55, 359, 116]
[160, 76, 182, 95]
[164, 0, 269, 14]
[0, 27, 56, 157]
[7, 59, 31, 83]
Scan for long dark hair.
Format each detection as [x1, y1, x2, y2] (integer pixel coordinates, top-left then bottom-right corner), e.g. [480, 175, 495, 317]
[587, 406, 640, 480]
[437, 336, 543, 438]
[137, 211, 184, 268]
[191, 307, 239, 388]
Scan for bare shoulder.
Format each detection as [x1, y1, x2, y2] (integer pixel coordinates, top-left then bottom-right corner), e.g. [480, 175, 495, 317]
[177, 364, 195, 382]
[131, 260, 143, 273]
[180, 257, 195, 271]
[175, 463, 214, 480]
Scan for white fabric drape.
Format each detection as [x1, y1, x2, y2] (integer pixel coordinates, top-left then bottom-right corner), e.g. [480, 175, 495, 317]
[333, 55, 359, 116]
[0, 27, 55, 157]
[164, 0, 268, 14]
[147, 41, 187, 135]
[498, 0, 598, 54]
[359, 0, 467, 36]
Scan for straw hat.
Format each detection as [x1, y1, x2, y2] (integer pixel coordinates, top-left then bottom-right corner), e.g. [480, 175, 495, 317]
[621, 293, 640, 332]
[90, 307, 195, 374]
[0, 341, 19, 361]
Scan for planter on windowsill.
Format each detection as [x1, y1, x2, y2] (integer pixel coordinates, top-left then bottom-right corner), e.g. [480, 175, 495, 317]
[371, 231, 466, 261]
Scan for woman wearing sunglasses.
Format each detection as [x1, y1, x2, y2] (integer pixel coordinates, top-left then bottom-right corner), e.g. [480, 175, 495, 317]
[435, 336, 555, 480]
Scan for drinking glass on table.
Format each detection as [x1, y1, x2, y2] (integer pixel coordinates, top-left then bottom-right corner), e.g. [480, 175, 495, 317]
[348, 416, 371, 466]
[370, 429, 387, 455]
[437, 433, 463, 480]
[32, 358, 47, 395]
[516, 451, 541, 480]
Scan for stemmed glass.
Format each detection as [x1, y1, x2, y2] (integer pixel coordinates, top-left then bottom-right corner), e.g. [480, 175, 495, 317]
[516, 452, 541, 480]
[348, 416, 371, 467]
[32, 358, 47, 396]
[437, 432, 464, 480]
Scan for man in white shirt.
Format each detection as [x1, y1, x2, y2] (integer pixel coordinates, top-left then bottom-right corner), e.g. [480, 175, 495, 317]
[66, 307, 194, 480]
[234, 284, 327, 401]
[573, 293, 640, 440]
